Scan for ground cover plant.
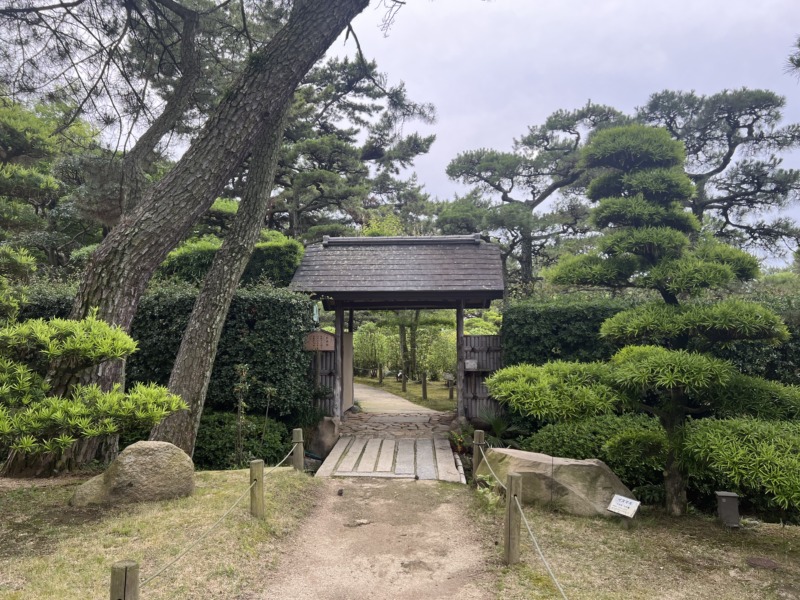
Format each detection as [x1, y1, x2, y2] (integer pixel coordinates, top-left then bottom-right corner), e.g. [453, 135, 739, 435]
[0, 469, 319, 599]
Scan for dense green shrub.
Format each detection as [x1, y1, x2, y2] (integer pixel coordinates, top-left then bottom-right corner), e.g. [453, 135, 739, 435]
[128, 283, 315, 419]
[19, 282, 316, 421]
[192, 411, 290, 470]
[157, 231, 303, 286]
[683, 418, 800, 513]
[521, 413, 667, 496]
[501, 298, 631, 365]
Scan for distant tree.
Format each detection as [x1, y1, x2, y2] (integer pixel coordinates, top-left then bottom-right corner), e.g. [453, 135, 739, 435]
[446, 102, 626, 288]
[638, 88, 800, 256]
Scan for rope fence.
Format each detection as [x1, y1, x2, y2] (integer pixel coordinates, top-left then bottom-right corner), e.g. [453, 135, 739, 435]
[110, 429, 306, 600]
[473, 430, 569, 600]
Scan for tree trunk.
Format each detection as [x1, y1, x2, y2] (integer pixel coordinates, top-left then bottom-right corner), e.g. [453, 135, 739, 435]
[149, 107, 290, 454]
[661, 407, 688, 516]
[399, 322, 408, 393]
[69, 0, 371, 393]
[519, 225, 533, 287]
[410, 309, 420, 380]
[1, 435, 118, 478]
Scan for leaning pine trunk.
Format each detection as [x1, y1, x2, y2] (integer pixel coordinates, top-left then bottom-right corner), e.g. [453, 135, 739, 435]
[149, 109, 289, 455]
[69, 0, 371, 394]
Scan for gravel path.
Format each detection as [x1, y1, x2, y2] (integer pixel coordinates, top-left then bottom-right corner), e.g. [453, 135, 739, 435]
[257, 478, 493, 600]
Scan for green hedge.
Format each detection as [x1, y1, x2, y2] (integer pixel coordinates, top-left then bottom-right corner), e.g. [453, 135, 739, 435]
[157, 231, 303, 286]
[501, 298, 631, 365]
[501, 296, 800, 386]
[192, 411, 290, 470]
[20, 282, 316, 419]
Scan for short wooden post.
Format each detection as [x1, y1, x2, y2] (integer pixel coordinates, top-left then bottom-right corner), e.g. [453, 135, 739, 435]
[504, 472, 522, 565]
[292, 428, 304, 472]
[110, 560, 139, 600]
[448, 379, 454, 400]
[473, 429, 486, 480]
[250, 459, 264, 519]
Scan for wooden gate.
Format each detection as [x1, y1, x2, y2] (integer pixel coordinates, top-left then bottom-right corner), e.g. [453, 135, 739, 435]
[463, 334, 502, 419]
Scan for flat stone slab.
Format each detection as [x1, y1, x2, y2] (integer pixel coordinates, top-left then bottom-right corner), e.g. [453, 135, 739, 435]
[316, 436, 463, 484]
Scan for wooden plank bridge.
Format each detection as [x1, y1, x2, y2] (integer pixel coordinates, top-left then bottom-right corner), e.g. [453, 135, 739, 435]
[316, 436, 463, 483]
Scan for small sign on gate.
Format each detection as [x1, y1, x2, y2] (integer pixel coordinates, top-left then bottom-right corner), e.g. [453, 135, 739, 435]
[304, 330, 335, 352]
[607, 494, 641, 518]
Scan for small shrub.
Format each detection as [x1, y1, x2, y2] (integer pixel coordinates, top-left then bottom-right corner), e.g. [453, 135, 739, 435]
[522, 413, 667, 495]
[192, 411, 290, 470]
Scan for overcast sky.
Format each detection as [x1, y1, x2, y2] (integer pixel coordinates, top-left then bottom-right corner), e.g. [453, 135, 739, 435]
[327, 0, 800, 202]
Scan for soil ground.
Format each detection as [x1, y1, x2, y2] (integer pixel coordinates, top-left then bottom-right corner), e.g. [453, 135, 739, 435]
[257, 478, 493, 600]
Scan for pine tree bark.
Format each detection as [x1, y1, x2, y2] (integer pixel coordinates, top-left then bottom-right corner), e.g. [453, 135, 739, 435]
[149, 108, 290, 454]
[69, 0, 371, 393]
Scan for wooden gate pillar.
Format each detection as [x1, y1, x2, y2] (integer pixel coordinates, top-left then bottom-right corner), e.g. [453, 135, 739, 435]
[334, 307, 344, 420]
[456, 301, 466, 419]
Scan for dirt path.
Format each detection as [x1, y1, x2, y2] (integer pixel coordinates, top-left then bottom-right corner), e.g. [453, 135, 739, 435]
[257, 478, 494, 600]
[353, 383, 436, 413]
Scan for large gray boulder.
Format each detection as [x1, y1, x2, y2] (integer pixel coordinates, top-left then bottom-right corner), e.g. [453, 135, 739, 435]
[476, 448, 634, 518]
[70, 441, 194, 506]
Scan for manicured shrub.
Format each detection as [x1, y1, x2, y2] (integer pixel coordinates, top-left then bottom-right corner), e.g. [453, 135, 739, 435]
[192, 411, 290, 470]
[501, 298, 631, 366]
[128, 283, 315, 419]
[521, 413, 667, 496]
[682, 418, 800, 514]
[157, 230, 303, 286]
[19, 282, 316, 422]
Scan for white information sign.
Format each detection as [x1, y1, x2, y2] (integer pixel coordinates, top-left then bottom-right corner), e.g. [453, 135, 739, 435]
[607, 494, 641, 518]
[465, 359, 478, 371]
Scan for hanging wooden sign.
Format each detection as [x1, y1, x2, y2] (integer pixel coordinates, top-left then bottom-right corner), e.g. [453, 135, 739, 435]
[304, 330, 335, 352]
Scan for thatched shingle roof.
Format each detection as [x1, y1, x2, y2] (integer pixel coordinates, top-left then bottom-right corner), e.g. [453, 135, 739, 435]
[290, 234, 504, 309]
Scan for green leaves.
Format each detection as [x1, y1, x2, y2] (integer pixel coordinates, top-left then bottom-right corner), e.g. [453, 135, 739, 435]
[682, 418, 800, 510]
[486, 361, 620, 422]
[600, 300, 789, 347]
[610, 345, 734, 396]
[581, 124, 685, 171]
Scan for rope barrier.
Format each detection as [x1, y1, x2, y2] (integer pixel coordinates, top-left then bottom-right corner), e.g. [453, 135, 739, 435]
[140, 442, 300, 588]
[478, 444, 507, 491]
[513, 495, 568, 600]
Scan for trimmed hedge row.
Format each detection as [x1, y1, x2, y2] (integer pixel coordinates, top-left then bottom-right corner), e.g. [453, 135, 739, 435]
[21, 282, 316, 419]
[501, 298, 630, 366]
[501, 296, 800, 386]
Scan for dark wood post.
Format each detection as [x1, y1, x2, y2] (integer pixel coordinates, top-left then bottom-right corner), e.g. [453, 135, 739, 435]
[334, 307, 344, 419]
[292, 428, 304, 471]
[504, 472, 522, 565]
[110, 560, 139, 600]
[250, 460, 264, 519]
[473, 429, 486, 477]
[456, 301, 466, 419]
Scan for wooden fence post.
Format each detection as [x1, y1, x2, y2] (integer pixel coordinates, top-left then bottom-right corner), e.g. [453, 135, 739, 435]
[292, 428, 304, 472]
[504, 472, 522, 565]
[250, 459, 264, 519]
[472, 429, 486, 481]
[110, 560, 139, 600]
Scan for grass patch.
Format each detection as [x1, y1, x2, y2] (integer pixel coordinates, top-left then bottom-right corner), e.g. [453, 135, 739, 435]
[479, 498, 800, 600]
[354, 375, 456, 412]
[0, 468, 320, 599]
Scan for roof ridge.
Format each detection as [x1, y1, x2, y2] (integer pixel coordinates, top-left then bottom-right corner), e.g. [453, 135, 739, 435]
[322, 234, 481, 247]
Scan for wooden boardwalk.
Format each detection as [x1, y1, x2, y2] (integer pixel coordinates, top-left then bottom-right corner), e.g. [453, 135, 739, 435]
[316, 436, 463, 483]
